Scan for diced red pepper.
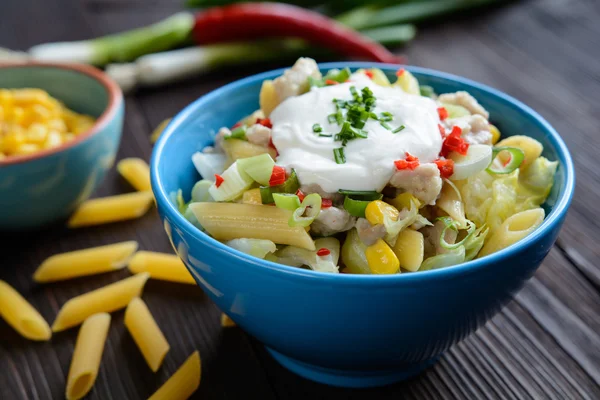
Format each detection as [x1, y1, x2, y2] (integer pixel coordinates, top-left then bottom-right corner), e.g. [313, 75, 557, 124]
[434, 159, 455, 179]
[365, 70, 374, 79]
[438, 124, 446, 138]
[394, 152, 420, 171]
[321, 198, 332, 208]
[437, 107, 448, 121]
[231, 121, 242, 129]
[268, 137, 279, 156]
[440, 126, 469, 157]
[215, 174, 225, 188]
[257, 118, 272, 128]
[269, 166, 286, 186]
[295, 189, 306, 202]
[325, 79, 339, 85]
[316, 248, 331, 256]
[396, 68, 405, 77]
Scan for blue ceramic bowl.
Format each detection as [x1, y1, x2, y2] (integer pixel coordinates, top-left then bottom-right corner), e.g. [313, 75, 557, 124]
[151, 62, 575, 388]
[0, 63, 124, 230]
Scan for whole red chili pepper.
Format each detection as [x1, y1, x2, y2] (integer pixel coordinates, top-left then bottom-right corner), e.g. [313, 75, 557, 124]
[193, 3, 401, 64]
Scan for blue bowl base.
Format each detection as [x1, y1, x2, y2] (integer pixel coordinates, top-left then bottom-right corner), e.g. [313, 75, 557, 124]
[266, 347, 440, 388]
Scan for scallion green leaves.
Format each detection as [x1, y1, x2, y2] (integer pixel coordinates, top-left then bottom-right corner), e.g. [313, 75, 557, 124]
[333, 147, 346, 164]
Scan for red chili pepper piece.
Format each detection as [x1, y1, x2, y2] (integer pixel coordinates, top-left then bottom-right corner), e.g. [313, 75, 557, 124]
[440, 126, 469, 157]
[325, 79, 339, 85]
[364, 70, 374, 79]
[231, 121, 242, 129]
[215, 174, 224, 188]
[438, 124, 446, 138]
[396, 68, 405, 77]
[316, 248, 331, 256]
[437, 107, 448, 121]
[321, 198, 332, 208]
[268, 137, 279, 157]
[269, 166, 286, 186]
[257, 118, 272, 128]
[192, 3, 402, 63]
[295, 189, 306, 202]
[434, 159, 454, 179]
[394, 152, 420, 171]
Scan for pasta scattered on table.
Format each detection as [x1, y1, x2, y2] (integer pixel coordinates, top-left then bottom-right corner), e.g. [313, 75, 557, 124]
[33, 241, 139, 283]
[68, 191, 154, 228]
[66, 313, 111, 400]
[52, 273, 150, 332]
[0, 280, 51, 341]
[148, 351, 201, 400]
[124, 297, 170, 372]
[128, 251, 195, 284]
[117, 158, 152, 192]
[221, 313, 236, 328]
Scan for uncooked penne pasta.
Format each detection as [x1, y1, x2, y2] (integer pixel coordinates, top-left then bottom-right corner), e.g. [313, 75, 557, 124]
[0, 280, 51, 341]
[125, 298, 170, 372]
[67, 191, 154, 228]
[117, 158, 151, 192]
[150, 118, 171, 143]
[148, 351, 201, 400]
[33, 241, 139, 283]
[52, 273, 150, 332]
[65, 313, 111, 400]
[478, 208, 545, 258]
[128, 251, 195, 285]
[190, 203, 315, 250]
[221, 313, 236, 327]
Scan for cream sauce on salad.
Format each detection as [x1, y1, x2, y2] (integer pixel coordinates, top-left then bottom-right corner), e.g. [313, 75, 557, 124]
[270, 74, 442, 192]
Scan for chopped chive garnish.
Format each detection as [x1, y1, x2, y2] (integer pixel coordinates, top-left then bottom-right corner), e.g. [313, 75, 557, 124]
[328, 113, 338, 124]
[312, 123, 323, 133]
[380, 121, 392, 130]
[224, 126, 247, 140]
[379, 112, 393, 122]
[333, 147, 346, 164]
[335, 110, 344, 125]
[355, 129, 368, 138]
[392, 125, 406, 133]
[318, 133, 333, 137]
[349, 86, 361, 102]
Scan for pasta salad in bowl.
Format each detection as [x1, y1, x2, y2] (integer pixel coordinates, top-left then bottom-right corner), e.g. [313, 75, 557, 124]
[151, 60, 573, 387]
[178, 58, 558, 274]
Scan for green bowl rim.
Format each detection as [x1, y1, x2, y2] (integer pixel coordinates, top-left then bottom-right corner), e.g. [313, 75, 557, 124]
[0, 61, 123, 167]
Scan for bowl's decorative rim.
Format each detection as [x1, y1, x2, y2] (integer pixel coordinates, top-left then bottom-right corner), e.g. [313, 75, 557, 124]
[0, 62, 123, 167]
[152, 62, 576, 286]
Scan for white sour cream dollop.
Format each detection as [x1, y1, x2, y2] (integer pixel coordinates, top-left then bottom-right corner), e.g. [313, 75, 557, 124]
[270, 75, 442, 192]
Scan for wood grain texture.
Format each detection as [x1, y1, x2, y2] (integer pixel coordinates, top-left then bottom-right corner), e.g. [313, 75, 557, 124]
[1, 0, 599, 398]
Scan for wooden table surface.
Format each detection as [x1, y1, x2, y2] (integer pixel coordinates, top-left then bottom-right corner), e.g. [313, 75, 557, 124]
[1, 0, 599, 399]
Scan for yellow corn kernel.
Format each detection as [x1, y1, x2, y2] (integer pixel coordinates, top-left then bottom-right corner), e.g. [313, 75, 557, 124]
[2, 131, 25, 154]
[242, 188, 262, 205]
[387, 193, 421, 211]
[15, 143, 40, 155]
[26, 123, 49, 144]
[392, 229, 424, 272]
[44, 131, 63, 149]
[12, 88, 50, 104]
[365, 200, 399, 226]
[9, 107, 25, 125]
[365, 239, 400, 274]
[47, 118, 67, 133]
[489, 124, 501, 145]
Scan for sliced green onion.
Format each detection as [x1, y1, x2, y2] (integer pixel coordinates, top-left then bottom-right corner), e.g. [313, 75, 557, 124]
[343, 196, 371, 218]
[437, 217, 476, 250]
[360, 24, 417, 47]
[354, 129, 368, 138]
[312, 123, 323, 133]
[338, 190, 382, 200]
[308, 76, 325, 88]
[318, 133, 333, 138]
[328, 113, 338, 124]
[380, 121, 392, 130]
[486, 146, 525, 175]
[259, 169, 300, 204]
[324, 67, 351, 83]
[419, 85, 436, 98]
[191, 179, 214, 202]
[333, 147, 346, 164]
[236, 153, 275, 186]
[273, 193, 301, 211]
[379, 111, 393, 122]
[208, 161, 254, 202]
[392, 125, 406, 133]
[224, 126, 246, 140]
[289, 193, 322, 227]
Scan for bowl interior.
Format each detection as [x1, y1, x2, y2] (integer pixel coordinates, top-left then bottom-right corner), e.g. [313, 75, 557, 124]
[0, 65, 109, 118]
[153, 62, 574, 276]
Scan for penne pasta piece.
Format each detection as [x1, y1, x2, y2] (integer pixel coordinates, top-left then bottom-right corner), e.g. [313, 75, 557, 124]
[117, 158, 152, 192]
[125, 298, 170, 372]
[148, 351, 201, 400]
[33, 241, 139, 283]
[0, 280, 51, 341]
[52, 273, 150, 332]
[150, 118, 171, 144]
[190, 202, 315, 250]
[67, 191, 154, 228]
[478, 208, 545, 258]
[65, 313, 111, 400]
[496, 135, 543, 170]
[128, 251, 195, 285]
[221, 313, 236, 327]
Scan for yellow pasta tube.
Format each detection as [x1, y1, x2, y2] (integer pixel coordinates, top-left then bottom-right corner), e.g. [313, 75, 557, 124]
[392, 229, 425, 272]
[68, 191, 154, 228]
[117, 158, 151, 192]
[128, 251, 195, 285]
[52, 273, 150, 332]
[148, 351, 201, 400]
[150, 118, 171, 143]
[65, 313, 111, 400]
[478, 208, 545, 258]
[190, 202, 315, 250]
[125, 298, 170, 372]
[0, 280, 51, 341]
[221, 313, 236, 327]
[33, 241, 139, 283]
